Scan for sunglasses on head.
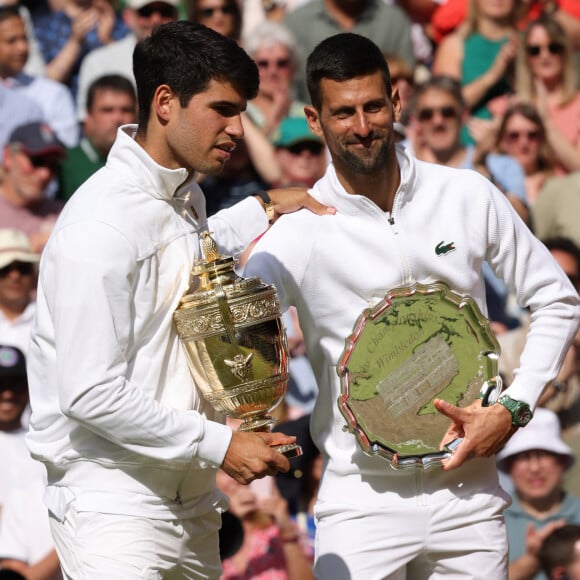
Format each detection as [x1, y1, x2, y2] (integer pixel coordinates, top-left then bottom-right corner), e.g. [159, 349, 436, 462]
[0, 261, 34, 278]
[416, 105, 458, 122]
[199, 4, 235, 17]
[256, 58, 291, 70]
[285, 141, 324, 155]
[137, 3, 178, 18]
[525, 42, 565, 57]
[28, 155, 60, 172]
[504, 130, 541, 143]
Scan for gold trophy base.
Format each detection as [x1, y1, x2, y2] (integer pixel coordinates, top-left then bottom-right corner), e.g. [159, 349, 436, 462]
[238, 418, 303, 459]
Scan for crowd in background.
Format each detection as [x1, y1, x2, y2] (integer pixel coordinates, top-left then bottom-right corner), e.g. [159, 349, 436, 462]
[1, 0, 580, 577]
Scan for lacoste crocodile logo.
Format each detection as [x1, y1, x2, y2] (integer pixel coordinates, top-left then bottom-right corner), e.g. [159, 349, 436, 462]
[435, 241, 456, 256]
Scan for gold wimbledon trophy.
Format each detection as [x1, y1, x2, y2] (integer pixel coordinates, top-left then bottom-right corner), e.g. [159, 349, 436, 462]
[173, 232, 301, 458]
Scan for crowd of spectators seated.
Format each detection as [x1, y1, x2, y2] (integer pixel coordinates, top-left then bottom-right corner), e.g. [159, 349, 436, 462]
[0, 0, 580, 577]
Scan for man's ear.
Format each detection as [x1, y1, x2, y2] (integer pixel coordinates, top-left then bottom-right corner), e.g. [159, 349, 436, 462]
[391, 87, 401, 123]
[304, 106, 323, 139]
[152, 84, 175, 122]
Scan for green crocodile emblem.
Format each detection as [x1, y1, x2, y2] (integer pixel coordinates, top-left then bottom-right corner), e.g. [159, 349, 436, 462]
[435, 240, 456, 256]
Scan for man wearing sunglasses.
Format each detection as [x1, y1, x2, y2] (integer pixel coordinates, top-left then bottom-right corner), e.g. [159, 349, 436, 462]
[76, 0, 179, 121]
[0, 122, 65, 254]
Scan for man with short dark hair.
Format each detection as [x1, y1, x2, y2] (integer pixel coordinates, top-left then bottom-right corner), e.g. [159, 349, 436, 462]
[539, 525, 580, 580]
[245, 32, 580, 578]
[59, 74, 137, 200]
[26, 21, 332, 579]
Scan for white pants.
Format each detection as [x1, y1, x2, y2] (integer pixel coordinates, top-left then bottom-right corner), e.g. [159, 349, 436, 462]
[49, 501, 222, 579]
[313, 490, 509, 580]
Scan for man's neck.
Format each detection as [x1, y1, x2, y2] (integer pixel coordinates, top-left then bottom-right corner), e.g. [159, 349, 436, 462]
[0, 301, 29, 321]
[0, 181, 29, 208]
[430, 145, 467, 168]
[518, 490, 565, 520]
[323, 0, 367, 29]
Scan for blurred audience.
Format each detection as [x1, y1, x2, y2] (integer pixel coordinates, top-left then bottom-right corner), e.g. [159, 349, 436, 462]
[76, 0, 178, 120]
[0, 5, 78, 148]
[32, 0, 128, 99]
[59, 73, 137, 200]
[0, 229, 38, 355]
[187, 0, 242, 42]
[243, 21, 306, 140]
[497, 407, 580, 580]
[495, 102, 556, 205]
[538, 524, 580, 580]
[0, 122, 65, 253]
[532, 171, 580, 248]
[217, 469, 313, 580]
[432, 0, 518, 145]
[0, 344, 59, 579]
[515, 15, 580, 174]
[283, 0, 415, 103]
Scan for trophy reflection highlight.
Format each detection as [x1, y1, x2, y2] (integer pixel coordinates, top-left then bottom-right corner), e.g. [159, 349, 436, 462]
[174, 232, 302, 458]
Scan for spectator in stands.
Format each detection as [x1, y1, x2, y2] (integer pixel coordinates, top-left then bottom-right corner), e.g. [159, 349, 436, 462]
[188, 0, 242, 42]
[283, 0, 415, 103]
[0, 122, 65, 253]
[243, 21, 306, 140]
[0, 229, 38, 355]
[432, 0, 518, 145]
[0, 85, 43, 159]
[497, 407, 580, 580]
[495, 102, 556, 206]
[0, 344, 59, 579]
[32, 0, 128, 99]
[76, 0, 178, 120]
[0, 6, 77, 149]
[59, 74, 137, 200]
[539, 524, 580, 580]
[515, 14, 580, 174]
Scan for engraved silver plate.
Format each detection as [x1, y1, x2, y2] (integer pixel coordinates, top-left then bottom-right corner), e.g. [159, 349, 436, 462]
[337, 282, 501, 470]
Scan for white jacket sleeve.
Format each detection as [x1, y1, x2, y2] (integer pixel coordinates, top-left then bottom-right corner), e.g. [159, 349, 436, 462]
[40, 220, 231, 466]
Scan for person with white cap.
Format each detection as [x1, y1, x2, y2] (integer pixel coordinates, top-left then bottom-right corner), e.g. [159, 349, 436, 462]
[497, 407, 580, 580]
[75, 0, 179, 121]
[0, 228, 38, 355]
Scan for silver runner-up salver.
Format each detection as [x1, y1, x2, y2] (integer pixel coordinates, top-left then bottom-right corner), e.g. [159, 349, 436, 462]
[173, 232, 302, 459]
[337, 282, 501, 470]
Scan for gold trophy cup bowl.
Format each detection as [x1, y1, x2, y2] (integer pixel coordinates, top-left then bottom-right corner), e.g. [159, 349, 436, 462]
[173, 232, 302, 458]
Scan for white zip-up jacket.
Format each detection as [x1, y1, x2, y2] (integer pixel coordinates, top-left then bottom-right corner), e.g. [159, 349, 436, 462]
[246, 146, 580, 507]
[26, 125, 269, 520]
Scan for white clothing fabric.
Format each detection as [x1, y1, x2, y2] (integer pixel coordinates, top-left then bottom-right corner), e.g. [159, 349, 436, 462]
[0, 302, 36, 355]
[0, 479, 61, 580]
[26, 124, 269, 524]
[7, 73, 78, 148]
[245, 145, 580, 574]
[0, 428, 47, 529]
[76, 34, 136, 121]
[49, 500, 221, 579]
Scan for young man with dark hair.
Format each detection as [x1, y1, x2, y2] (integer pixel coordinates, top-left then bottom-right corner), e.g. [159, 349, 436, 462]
[245, 32, 580, 578]
[539, 525, 580, 580]
[26, 21, 332, 579]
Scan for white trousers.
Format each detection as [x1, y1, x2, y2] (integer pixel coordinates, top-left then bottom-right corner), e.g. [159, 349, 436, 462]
[313, 489, 509, 580]
[49, 501, 222, 579]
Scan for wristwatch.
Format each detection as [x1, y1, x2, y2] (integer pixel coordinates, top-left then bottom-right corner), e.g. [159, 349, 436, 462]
[497, 395, 533, 427]
[254, 190, 276, 223]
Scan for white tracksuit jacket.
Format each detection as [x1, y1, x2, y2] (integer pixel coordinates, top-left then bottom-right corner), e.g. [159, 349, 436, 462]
[26, 125, 269, 520]
[245, 145, 580, 509]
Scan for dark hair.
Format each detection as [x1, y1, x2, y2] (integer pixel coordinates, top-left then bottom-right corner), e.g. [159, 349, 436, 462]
[542, 236, 580, 269]
[187, 0, 242, 42]
[86, 74, 136, 113]
[0, 5, 21, 24]
[414, 75, 465, 110]
[306, 33, 392, 111]
[539, 524, 580, 576]
[133, 21, 258, 129]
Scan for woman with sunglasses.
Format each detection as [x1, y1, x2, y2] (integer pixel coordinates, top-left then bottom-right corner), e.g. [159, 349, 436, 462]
[242, 21, 306, 141]
[187, 0, 241, 42]
[496, 102, 556, 205]
[515, 14, 580, 174]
